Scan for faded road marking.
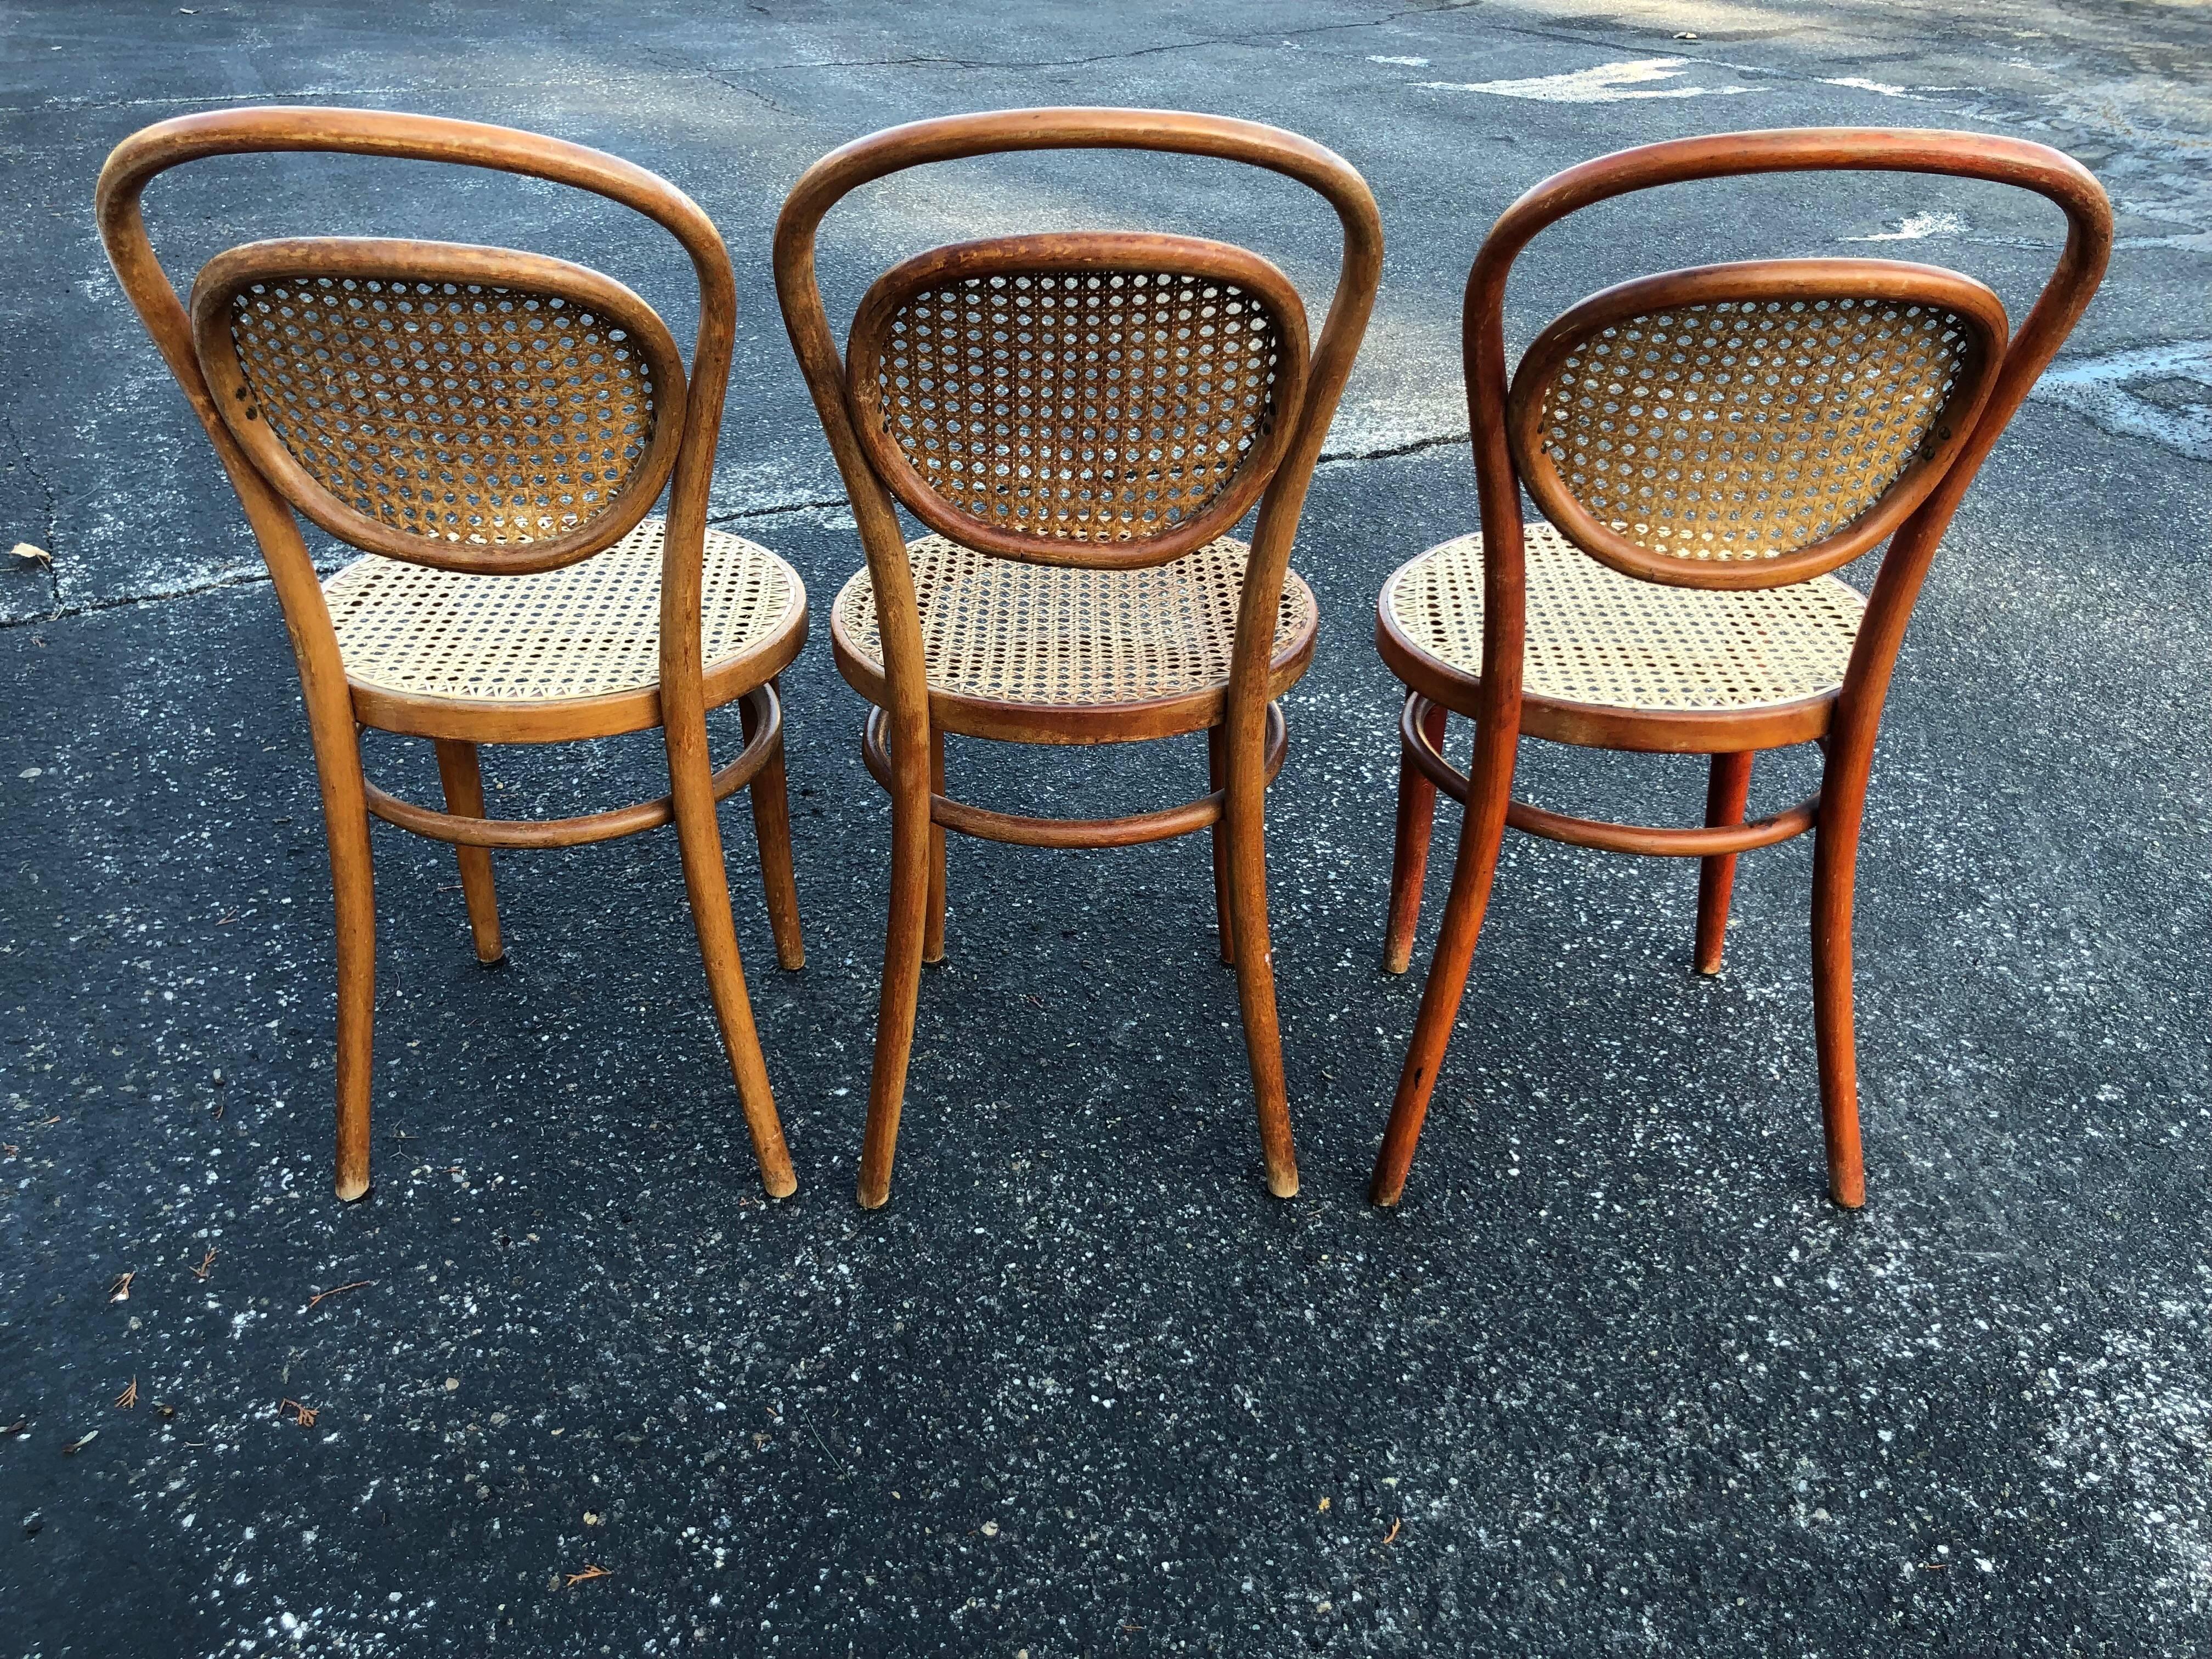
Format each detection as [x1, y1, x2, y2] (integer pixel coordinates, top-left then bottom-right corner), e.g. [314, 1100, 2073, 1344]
[1821, 75, 1921, 99]
[2033, 341, 2212, 462]
[1844, 211, 1966, 242]
[1420, 57, 1756, 103]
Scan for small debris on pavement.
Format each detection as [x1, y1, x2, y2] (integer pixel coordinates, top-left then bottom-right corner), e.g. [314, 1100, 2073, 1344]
[106, 1273, 133, 1304]
[10, 542, 52, 567]
[114, 1379, 137, 1410]
[305, 1280, 371, 1310]
[61, 1431, 98, 1455]
[565, 1565, 610, 1588]
[279, 1399, 318, 1428]
[190, 1249, 216, 1281]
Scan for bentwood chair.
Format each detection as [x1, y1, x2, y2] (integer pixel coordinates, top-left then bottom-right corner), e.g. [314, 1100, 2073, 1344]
[775, 109, 1380, 1206]
[97, 109, 809, 1201]
[1369, 129, 2110, 1209]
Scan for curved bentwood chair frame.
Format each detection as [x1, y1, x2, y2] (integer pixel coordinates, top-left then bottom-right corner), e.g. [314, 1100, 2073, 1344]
[1370, 129, 2110, 1209]
[97, 109, 808, 1202]
[775, 109, 1381, 1206]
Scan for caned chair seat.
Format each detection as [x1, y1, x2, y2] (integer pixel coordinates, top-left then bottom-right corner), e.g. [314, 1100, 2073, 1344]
[1378, 520, 1866, 752]
[830, 533, 1319, 742]
[324, 516, 807, 740]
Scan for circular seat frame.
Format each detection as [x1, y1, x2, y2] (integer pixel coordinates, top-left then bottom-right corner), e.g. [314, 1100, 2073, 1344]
[829, 534, 1317, 746]
[331, 518, 809, 743]
[1376, 522, 1862, 755]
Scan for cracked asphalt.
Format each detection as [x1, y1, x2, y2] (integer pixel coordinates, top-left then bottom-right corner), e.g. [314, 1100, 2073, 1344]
[4, 1, 2210, 1654]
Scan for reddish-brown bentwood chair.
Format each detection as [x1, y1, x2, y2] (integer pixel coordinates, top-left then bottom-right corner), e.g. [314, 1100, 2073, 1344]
[1369, 129, 2111, 1209]
[97, 109, 809, 1201]
[774, 110, 1381, 1206]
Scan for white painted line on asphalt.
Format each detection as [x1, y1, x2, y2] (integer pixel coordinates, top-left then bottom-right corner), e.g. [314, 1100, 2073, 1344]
[1419, 57, 1757, 103]
[1843, 211, 1967, 242]
[1821, 75, 1923, 98]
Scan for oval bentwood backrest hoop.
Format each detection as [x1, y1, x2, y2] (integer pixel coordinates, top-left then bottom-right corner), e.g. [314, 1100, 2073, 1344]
[95, 107, 737, 588]
[774, 108, 1383, 613]
[1506, 258, 2011, 591]
[844, 230, 1312, 568]
[1463, 129, 2112, 619]
[189, 236, 690, 575]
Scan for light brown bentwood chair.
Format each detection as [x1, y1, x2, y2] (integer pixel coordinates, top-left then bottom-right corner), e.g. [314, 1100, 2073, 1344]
[775, 110, 1381, 1206]
[97, 109, 809, 1201]
[1369, 129, 2111, 1209]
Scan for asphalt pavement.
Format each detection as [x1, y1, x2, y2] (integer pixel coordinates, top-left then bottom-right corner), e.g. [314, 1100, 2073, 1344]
[3, 1, 2209, 1654]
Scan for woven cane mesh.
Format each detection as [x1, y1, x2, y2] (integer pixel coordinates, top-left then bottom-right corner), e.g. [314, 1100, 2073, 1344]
[1387, 521, 1864, 711]
[1533, 298, 1974, 563]
[834, 534, 1313, 707]
[227, 276, 660, 546]
[324, 518, 798, 702]
[865, 271, 1289, 546]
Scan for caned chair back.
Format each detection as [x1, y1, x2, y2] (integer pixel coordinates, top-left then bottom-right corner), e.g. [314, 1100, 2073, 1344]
[774, 108, 1381, 724]
[1463, 129, 2109, 628]
[96, 108, 736, 677]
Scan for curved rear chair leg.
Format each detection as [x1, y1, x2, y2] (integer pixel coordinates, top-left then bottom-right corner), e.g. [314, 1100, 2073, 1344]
[923, 724, 947, 966]
[432, 738, 504, 964]
[1810, 768, 1868, 1209]
[1369, 723, 1515, 1207]
[1207, 723, 1234, 965]
[858, 718, 935, 1209]
[328, 791, 377, 1203]
[668, 728, 795, 1199]
[1694, 750, 1754, 976]
[740, 685, 805, 971]
[1224, 703, 1297, 1197]
[1384, 696, 1451, 975]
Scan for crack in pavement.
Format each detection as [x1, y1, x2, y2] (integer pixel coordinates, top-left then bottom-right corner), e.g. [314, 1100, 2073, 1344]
[0, 435, 1476, 632]
[2, 409, 63, 616]
[728, 2, 1477, 74]
[0, 3, 1473, 115]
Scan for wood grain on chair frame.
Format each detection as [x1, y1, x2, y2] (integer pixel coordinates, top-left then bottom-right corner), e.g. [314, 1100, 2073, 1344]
[1369, 127, 2111, 1211]
[97, 107, 808, 1203]
[774, 108, 1381, 1207]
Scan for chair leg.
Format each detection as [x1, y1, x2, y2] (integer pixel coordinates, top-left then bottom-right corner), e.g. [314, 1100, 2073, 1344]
[1223, 704, 1297, 1198]
[667, 726, 795, 1199]
[740, 686, 805, 972]
[432, 738, 504, 965]
[1369, 722, 1516, 1207]
[1383, 696, 1451, 975]
[1207, 723, 1234, 965]
[1694, 750, 1754, 976]
[1810, 768, 1869, 1210]
[923, 723, 947, 966]
[328, 792, 377, 1203]
[857, 718, 934, 1209]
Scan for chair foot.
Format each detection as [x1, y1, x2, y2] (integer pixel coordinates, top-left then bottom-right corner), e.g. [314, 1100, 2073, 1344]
[1383, 696, 1449, 976]
[432, 738, 505, 964]
[1812, 787, 1867, 1211]
[1695, 751, 1753, 975]
[857, 724, 934, 1209]
[1368, 723, 1515, 1207]
[1222, 725, 1299, 1198]
[741, 685, 807, 973]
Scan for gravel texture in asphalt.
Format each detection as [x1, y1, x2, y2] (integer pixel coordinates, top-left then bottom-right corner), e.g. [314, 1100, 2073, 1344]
[3, 1, 2209, 1654]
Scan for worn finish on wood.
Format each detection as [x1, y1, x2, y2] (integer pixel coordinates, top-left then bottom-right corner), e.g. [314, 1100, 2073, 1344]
[432, 739, 504, 963]
[1695, 751, 1756, 975]
[776, 108, 1381, 1206]
[97, 106, 808, 1202]
[1382, 698, 1451, 976]
[1369, 127, 2111, 1211]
